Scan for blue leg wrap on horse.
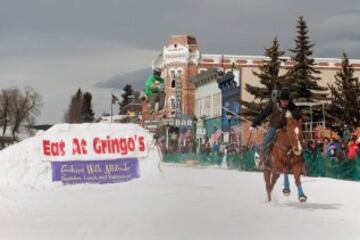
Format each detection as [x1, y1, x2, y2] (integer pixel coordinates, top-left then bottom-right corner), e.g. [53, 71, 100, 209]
[297, 185, 305, 196]
[283, 174, 290, 189]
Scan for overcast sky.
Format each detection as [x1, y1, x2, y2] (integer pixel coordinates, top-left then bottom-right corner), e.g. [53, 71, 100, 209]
[1, 0, 360, 123]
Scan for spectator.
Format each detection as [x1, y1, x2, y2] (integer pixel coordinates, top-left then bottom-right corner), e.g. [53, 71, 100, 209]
[308, 140, 318, 155]
[341, 125, 352, 142]
[327, 138, 338, 159]
[315, 139, 322, 150]
[204, 140, 211, 155]
[219, 143, 226, 159]
[322, 137, 330, 157]
[211, 141, 220, 156]
[220, 146, 228, 168]
[356, 137, 360, 158]
[347, 137, 359, 160]
[337, 140, 347, 160]
[229, 144, 236, 155]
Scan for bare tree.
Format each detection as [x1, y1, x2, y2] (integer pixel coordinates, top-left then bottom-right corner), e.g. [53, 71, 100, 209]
[0, 89, 12, 135]
[8, 87, 42, 138]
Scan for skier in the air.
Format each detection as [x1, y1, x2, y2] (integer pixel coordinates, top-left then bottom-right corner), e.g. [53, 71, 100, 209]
[144, 67, 165, 115]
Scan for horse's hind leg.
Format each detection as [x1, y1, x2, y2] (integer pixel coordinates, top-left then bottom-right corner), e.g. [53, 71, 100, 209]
[282, 174, 291, 196]
[263, 169, 272, 201]
[293, 166, 307, 202]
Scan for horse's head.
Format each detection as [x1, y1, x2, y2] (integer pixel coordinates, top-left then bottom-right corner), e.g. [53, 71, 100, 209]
[286, 114, 303, 156]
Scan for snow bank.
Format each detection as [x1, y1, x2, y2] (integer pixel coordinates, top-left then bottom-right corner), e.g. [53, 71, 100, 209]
[0, 123, 160, 189]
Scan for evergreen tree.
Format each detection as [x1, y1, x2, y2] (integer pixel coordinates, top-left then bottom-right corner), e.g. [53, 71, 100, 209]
[241, 38, 286, 118]
[328, 52, 360, 131]
[119, 84, 134, 115]
[82, 92, 95, 122]
[287, 16, 328, 102]
[65, 88, 83, 123]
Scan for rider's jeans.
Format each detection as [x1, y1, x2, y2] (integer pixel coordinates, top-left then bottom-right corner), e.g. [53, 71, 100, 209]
[262, 127, 277, 154]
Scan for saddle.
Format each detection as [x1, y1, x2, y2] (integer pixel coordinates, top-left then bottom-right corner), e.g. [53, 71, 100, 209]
[268, 129, 282, 152]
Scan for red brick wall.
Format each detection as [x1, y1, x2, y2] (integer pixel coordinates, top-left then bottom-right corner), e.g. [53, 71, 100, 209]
[169, 35, 198, 46]
[185, 64, 197, 116]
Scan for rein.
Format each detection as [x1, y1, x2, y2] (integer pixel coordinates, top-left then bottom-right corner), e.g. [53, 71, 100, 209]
[273, 125, 303, 155]
[272, 129, 291, 152]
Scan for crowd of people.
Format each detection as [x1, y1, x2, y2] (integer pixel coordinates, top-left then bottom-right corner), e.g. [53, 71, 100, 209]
[199, 139, 241, 157]
[155, 134, 242, 157]
[156, 122, 360, 163]
[305, 136, 360, 161]
[303, 124, 359, 161]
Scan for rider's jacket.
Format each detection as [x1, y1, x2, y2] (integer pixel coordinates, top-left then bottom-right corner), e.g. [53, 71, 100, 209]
[251, 101, 301, 129]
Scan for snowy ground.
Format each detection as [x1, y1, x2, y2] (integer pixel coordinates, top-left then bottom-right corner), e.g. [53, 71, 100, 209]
[0, 163, 359, 240]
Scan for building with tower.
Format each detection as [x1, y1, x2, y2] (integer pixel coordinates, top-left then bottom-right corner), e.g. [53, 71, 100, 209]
[148, 34, 360, 142]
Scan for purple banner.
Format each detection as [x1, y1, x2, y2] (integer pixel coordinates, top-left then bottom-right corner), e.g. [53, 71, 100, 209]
[51, 158, 139, 184]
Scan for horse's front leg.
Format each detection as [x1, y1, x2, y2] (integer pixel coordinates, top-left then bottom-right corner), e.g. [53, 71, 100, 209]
[270, 172, 280, 193]
[263, 169, 272, 202]
[293, 165, 307, 202]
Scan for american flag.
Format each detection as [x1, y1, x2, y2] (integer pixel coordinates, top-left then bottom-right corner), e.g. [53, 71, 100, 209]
[178, 132, 184, 143]
[178, 129, 192, 143]
[184, 129, 192, 139]
[209, 129, 223, 145]
[233, 131, 238, 145]
[111, 94, 119, 104]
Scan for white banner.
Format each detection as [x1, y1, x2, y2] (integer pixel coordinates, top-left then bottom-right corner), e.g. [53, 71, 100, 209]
[40, 123, 151, 162]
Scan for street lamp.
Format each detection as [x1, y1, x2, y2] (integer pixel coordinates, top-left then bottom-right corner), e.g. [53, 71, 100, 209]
[192, 116, 198, 153]
[166, 123, 170, 151]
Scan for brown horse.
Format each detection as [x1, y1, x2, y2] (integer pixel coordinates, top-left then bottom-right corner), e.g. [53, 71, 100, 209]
[263, 115, 307, 202]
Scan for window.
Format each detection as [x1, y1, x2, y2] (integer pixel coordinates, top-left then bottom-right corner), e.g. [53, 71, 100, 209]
[168, 96, 176, 109]
[195, 99, 200, 117]
[213, 93, 221, 117]
[199, 98, 203, 116]
[204, 96, 211, 116]
[169, 68, 183, 89]
[170, 70, 176, 79]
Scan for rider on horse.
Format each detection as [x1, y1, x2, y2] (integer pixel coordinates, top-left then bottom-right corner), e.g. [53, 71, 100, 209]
[250, 89, 301, 169]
